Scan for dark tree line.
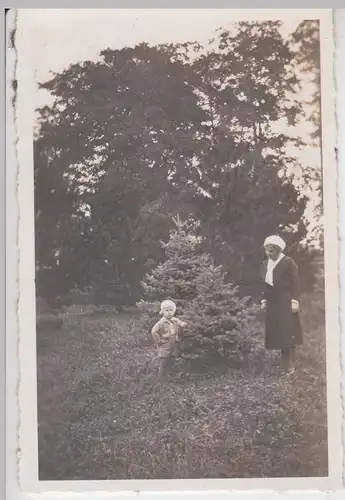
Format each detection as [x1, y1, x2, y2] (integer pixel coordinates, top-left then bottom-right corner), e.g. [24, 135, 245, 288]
[34, 20, 322, 304]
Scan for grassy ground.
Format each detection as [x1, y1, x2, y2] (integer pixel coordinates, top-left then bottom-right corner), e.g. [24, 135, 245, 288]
[37, 292, 328, 480]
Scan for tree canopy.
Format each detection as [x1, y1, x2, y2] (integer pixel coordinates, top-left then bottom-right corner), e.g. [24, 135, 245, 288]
[34, 20, 322, 301]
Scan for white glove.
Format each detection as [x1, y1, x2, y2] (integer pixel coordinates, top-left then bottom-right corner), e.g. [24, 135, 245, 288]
[291, 300, 299, 313]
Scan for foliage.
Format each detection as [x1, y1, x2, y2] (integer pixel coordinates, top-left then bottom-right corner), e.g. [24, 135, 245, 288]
[34, 21, 319, 301]
[35, 43, 208, 297]
[187, 21, 309, 291]
[290, 20, 321, 139]
[289, 20, 323, 247]
[138, 216, 258, 359]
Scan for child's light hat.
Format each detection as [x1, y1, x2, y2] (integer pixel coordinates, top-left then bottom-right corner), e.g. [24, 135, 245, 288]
[160, 300, 176, 313]
[264, 235, 286, 251]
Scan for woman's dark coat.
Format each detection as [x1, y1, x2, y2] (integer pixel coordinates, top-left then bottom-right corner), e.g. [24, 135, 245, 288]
[261, 255, 303, 350]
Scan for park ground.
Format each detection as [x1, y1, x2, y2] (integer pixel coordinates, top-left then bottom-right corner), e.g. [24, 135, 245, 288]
[37, 291, 327, 480]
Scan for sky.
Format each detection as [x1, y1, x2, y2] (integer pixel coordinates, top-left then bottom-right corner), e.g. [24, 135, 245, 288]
[24, 9, 322, 236]
[27, 9, 311, 106]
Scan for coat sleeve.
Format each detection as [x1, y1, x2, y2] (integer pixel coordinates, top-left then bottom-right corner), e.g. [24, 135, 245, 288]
[151, 322, 161, 345]
[173, 318, 186, 340]
[174, 318, 186, 327]
[289, 258, 300, 301]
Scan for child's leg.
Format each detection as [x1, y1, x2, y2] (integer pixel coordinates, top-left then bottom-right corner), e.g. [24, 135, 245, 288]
[158, 357, 170, 381]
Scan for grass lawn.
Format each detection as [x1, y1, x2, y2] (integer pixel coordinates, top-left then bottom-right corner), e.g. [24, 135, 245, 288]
[37, 292, 328, 480]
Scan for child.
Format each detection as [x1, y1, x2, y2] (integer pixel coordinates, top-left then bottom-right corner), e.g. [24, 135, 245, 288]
[151, 300, 186, 381]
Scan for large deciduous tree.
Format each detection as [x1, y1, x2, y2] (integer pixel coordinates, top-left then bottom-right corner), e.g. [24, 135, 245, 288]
[35, 44, 209, 297]
[170, 22, 309, 293]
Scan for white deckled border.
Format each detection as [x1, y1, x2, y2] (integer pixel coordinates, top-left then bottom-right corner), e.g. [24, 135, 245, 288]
[5, 7, 344, 499]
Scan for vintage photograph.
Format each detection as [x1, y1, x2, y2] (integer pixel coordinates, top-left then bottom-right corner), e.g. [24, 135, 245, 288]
[16, 8, 340, 485]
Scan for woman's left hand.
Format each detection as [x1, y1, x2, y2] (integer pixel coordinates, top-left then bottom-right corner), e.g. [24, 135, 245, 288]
[291, 300, 299, 314]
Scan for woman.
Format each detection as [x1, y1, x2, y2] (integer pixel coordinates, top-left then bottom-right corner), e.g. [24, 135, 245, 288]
[260, 235, 303, 374]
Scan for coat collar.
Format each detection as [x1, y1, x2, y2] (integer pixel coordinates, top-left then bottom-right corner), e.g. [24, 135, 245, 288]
[268, 252, 285, 268]
[262, 255, 288, 278]
[160, 316, 174, 324]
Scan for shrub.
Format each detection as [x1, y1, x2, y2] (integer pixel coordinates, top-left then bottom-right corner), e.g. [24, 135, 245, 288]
[138, 216, 258, 361]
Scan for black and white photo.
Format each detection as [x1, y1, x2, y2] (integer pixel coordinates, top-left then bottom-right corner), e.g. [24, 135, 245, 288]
[12, 8, 342, 493]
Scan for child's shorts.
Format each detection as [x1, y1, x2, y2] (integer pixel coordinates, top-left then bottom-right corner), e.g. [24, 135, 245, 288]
[157, 341, 179, 359]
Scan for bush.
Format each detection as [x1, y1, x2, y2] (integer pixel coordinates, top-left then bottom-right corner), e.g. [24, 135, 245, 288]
[138, 216, 258, 361]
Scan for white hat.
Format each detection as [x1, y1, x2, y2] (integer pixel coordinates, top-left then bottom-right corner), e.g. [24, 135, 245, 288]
[160, 300, 177, 314]
[264, 235, 286, 251]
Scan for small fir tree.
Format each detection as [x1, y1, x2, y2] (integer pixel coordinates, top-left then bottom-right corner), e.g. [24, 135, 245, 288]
[137, 216, 258, 361]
